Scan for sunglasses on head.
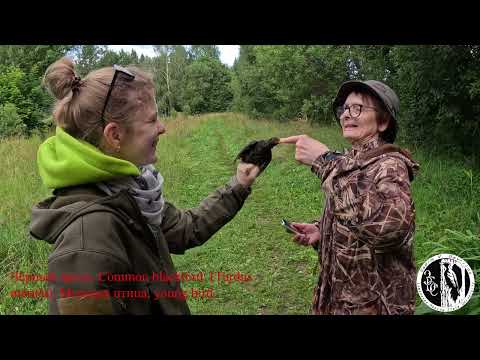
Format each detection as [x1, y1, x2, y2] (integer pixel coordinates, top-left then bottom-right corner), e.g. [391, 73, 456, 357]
[100, 65, 135, 126]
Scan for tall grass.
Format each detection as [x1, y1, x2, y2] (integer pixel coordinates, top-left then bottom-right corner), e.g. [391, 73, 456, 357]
[1, 113, 479, 314]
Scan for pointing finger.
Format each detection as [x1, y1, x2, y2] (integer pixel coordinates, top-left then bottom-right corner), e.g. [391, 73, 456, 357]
[278, 135, 303, 144]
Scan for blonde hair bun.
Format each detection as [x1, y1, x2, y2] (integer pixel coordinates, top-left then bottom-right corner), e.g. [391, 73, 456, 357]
[43, 57, 79, 100]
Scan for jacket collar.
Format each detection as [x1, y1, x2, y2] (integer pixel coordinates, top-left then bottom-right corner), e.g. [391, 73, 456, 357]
[349, 136, 385, 158]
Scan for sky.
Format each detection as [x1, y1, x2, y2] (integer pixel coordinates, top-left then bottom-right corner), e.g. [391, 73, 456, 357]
[108, 45, 240, 67]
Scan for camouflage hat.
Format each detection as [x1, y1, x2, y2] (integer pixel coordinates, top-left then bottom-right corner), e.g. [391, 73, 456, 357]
[332, 80, 400, 143]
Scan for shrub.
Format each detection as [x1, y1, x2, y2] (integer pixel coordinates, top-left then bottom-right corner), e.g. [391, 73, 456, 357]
[0, 103, 26, 138]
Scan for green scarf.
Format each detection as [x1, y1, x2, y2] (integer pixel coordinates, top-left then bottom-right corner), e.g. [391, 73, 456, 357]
[37, 127, 140, 189]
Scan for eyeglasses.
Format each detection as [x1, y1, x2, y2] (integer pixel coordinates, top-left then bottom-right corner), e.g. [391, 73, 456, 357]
[335, 103, 377, 119]
[100, 65, 135, 126]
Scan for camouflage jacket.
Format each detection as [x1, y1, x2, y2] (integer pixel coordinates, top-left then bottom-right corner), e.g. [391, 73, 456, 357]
[310, 137, 420, 315]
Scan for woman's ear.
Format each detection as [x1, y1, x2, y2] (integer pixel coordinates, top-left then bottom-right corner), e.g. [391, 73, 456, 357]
[378, 116, 390, 133]
[102, 122, 125, 153]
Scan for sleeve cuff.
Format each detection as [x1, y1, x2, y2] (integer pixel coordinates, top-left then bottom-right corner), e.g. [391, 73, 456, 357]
[227, 175, 252, 199]
[311, 154, 328, 175]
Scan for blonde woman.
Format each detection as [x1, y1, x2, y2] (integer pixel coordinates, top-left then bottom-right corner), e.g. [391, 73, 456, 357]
[30, 58, 261, 315]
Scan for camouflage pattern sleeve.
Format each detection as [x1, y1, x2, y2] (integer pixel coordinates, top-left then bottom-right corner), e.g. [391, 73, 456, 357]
[311, 153, 343, 182]
[312, 155, 415, 252]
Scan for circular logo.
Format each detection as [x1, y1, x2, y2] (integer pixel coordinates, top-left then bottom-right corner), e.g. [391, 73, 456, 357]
[417, 254, 475, 312]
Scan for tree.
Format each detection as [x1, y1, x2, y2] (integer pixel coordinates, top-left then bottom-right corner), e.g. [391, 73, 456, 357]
[0, 45, 74, 78]
[231, 45, 351, 122]
[152, 45, 189, 116]
[182, 56, 233, 114]
[389, 45, 480, 154]
[0, 45, 73, 132]
[187, 45, 220, 61]
[96, 49, 143, 68]
[0, 103, 25, 138]
[71, 45, 108, 76]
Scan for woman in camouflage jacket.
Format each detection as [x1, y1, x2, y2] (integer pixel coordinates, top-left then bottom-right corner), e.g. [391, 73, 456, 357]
[280, 80, 419, 315]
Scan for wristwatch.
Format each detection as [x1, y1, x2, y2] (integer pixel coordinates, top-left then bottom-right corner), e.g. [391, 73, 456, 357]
[311, 151, 342, 174]
[321, 151, 342, 162]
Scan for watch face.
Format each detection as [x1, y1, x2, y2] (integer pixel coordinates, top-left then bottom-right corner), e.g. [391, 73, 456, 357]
[325, 152, 340, 161]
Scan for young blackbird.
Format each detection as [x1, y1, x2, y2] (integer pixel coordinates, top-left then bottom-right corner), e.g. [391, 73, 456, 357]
[235, 137, 280, 171]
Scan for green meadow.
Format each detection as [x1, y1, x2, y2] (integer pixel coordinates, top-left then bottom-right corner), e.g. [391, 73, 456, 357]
[1, 113, 479, 315]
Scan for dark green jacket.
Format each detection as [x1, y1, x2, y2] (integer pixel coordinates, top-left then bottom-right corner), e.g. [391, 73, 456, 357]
[30, 176, 251, 315]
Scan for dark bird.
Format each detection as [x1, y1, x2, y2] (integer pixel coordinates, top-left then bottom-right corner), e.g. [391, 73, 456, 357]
[443, 262, 461, 302]
[235, 137, 280, 172]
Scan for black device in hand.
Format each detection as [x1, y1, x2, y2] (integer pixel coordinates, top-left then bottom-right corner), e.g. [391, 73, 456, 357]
[281, 219, 302, 235]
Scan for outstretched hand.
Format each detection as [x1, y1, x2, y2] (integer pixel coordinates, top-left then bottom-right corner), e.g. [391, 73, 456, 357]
[236, 162, 261, 187]
[279, 135, 329, 166]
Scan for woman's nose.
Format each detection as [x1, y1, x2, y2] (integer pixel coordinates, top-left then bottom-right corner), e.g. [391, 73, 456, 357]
[157, 120, 166, 135]
[340, 110, 350, 122]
